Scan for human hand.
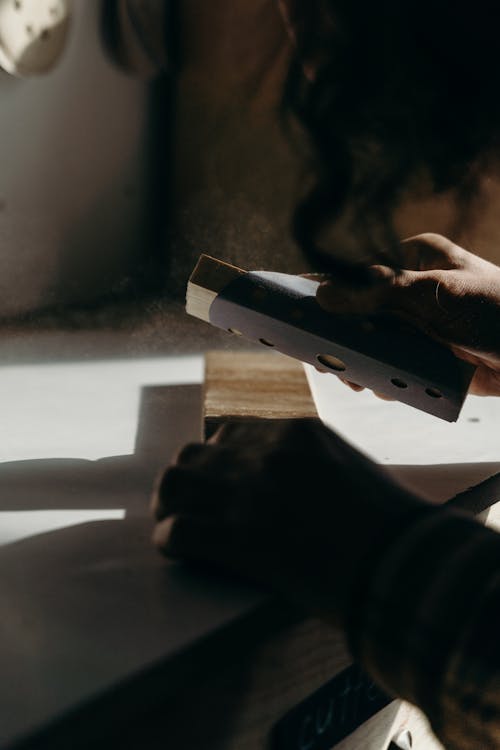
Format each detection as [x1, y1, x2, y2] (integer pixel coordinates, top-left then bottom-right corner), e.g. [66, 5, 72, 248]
[152, 419, 427, 626]
[316, 233, 500, 396]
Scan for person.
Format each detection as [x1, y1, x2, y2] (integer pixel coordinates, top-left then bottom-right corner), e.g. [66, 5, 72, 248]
[112, 2, 500, 748]
[152, 232, 500, 750]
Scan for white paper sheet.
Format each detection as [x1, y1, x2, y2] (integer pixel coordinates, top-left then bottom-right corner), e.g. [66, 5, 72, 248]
[306, 365, 499, 466]
[0, 355, 203, 463]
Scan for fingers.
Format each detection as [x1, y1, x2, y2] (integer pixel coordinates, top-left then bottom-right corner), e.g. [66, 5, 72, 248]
[151, 441, 228, 521]
[175, 441, 208, 465]
[341, 379, 364, 392]
[448, 345, 500, 397]
[317, 262, 460, 341]
[468, 366, 500, 397]
[315, 233, 472, 320]
[152, 465, 224, 521]
[151, 456, 233, 564]
[398, 233, 466, 271]
[315, 263, 421, 317]
[372, 391, 396, 402]
[339, 378, 396, 401]
[153, 514, 226, 560]
[300, 272, 331, 281]
[316, 265, 427, 316]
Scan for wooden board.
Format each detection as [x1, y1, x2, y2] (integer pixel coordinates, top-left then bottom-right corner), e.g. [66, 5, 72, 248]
[203, 349, 318, 438]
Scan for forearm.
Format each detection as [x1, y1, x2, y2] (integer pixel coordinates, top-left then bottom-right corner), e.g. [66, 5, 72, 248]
[346, 507, 500, 750]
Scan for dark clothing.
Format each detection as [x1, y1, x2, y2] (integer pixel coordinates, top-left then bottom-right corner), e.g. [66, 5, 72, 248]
[350, 506, 500, 749]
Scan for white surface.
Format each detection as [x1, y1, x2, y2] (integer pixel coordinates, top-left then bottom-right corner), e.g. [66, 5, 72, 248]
[306, 365, 500, 466]
[0, 353, 265, 750]
[0, 354, 203, 547]
[0, 0, 156, 316]
[0, 355, 203, 463]
[0, 508, 125, 545]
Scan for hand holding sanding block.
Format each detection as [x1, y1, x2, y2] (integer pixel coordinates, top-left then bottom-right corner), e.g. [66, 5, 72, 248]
[186, 254, 476, 422]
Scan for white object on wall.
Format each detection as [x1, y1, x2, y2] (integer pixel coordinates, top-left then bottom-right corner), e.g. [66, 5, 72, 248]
[0, 0, 72, 76]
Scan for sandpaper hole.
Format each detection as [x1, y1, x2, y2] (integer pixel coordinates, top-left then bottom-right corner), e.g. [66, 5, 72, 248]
[259, 338, 274, 347]
[391, 378, 408, 389]
[426, 387, 443, 399]
[316, 354, 346, 372]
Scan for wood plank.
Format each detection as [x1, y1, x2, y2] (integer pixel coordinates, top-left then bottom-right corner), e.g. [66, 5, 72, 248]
[203, 349, 318, 438]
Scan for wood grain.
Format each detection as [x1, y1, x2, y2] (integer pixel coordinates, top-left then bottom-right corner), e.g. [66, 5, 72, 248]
[187, 254, 244, 322]
[203, 349, 318, 438]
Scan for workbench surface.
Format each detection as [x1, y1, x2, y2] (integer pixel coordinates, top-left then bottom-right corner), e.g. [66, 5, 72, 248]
[0, 347, 498, 749]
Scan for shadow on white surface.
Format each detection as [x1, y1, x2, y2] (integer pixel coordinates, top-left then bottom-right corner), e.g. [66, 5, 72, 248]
[0, 377, 267, 749]
[306, 365, 500, 466]
[0, 508, 126, 546]
[0, 355, 203, 547]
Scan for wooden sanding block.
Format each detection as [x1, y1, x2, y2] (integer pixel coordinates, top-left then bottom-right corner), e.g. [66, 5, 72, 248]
[187, 254, 476, 422]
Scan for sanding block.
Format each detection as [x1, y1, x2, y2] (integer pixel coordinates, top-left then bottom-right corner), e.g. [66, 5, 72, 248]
[186, 254, 476, 422]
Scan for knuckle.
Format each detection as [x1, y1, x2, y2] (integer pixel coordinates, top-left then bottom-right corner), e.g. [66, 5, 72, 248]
[167, 516, 187, 553]
[152, 466, 189, 520]
[151, 468, 169, 517]
[155, 515, 191, 558]
[176, 442, 205, 465]
[158, 465, 183, 495]
[152, 516, 174, 552]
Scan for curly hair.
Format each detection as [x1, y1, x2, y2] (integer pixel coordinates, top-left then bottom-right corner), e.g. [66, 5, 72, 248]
[283, 0, 500, 276]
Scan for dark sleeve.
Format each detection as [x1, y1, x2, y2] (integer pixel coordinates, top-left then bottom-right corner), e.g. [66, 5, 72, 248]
[347, 508, 500, 750]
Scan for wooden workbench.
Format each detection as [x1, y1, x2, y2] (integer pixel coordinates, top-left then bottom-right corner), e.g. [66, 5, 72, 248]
[0, 349, 497, 750]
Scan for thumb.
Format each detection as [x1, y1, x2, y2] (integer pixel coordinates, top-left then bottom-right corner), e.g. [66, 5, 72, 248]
[316, 265, 446, 337]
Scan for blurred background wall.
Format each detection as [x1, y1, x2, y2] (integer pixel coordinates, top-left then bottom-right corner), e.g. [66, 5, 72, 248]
[0, 0, 167, 320]
[0, 0, 497, 359]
